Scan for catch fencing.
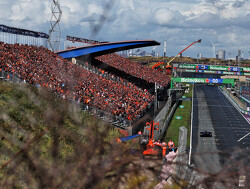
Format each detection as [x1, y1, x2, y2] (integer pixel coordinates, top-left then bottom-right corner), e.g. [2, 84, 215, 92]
[155, 89, 183, 141]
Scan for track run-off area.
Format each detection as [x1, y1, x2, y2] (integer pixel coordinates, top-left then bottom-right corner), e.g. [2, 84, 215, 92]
[191, 84, 250, 175]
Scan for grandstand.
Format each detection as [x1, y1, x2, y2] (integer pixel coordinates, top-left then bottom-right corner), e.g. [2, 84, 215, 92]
[96, 53, 170, 87]
[0, 24, 171, 130]
[0, 42, 159, 128]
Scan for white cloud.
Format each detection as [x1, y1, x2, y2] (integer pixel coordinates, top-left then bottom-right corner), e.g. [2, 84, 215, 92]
[0, 0, 250, 57]
[9, 0, 49, 23]
[153, 8, 184, 26]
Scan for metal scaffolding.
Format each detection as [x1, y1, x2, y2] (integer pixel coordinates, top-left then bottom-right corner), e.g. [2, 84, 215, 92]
[48, 0, 62, 52]
[0, 31, 48, 47]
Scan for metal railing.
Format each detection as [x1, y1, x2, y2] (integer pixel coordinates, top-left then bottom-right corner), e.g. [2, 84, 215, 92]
[156, 90, 184, 140]
[219, 86, 250, 116]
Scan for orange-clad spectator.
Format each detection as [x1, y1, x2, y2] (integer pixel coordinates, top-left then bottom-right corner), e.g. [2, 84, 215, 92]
[162, 145, 167, 157]
[96, 53, 171, 87]
[168, 140, 174, 149]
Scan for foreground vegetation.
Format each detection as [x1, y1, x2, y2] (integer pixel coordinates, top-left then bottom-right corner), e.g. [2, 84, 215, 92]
[0, 81, 161, 189]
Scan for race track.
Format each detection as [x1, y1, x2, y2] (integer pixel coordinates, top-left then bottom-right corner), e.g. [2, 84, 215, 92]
[192, 84, 250, 174]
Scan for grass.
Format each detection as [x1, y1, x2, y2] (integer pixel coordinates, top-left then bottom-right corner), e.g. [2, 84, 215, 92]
[183, 83, 193, 98]
[165, 101, 192, 146]
[165, 84, 193, 147]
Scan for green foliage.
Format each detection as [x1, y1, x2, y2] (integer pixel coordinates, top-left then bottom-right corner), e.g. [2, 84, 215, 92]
[0, 81, 157, 188]
[105, 127, 121, 141]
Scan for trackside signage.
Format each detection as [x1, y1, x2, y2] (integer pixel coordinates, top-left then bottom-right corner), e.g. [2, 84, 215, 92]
[210, 66, 228, 71]
[243, 67, 250, 71]
[172, 77, 234, 84]
[179, 64, 196, 69]
[180, 78, 206, 83]
[178, 64, 250, 72]
[176, 68, 250, 75]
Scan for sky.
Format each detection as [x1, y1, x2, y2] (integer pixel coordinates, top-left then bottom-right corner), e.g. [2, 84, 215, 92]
[0, 0, 250, 59]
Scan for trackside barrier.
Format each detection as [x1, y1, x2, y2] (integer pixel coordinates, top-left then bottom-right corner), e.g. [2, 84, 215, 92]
[154, 96, 172, 129]
[219, 86, 250, 116]
[155, 86, 185, 141]
[157, 94, 182, 141]
[0, 69, 23, 83]
[174, 127, 200, 187]
[175, 126, 189, 180]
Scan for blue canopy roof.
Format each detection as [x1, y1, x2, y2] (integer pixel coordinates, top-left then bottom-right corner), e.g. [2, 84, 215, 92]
[56, 40, 160, 59]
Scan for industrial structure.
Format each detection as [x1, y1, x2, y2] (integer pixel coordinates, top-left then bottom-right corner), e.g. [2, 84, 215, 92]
[218, 49, 225, 60]
[48, 0, 62, 52]
[164, 40, 167, 57]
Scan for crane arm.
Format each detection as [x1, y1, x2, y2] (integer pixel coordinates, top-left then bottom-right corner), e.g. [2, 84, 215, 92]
[148, 121, 159, 140]
[167, 39, 201, 65]
[152, 61, 164, 69]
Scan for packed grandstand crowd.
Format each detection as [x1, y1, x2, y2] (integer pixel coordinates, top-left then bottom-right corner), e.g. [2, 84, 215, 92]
[0, 42, 170, 121]
[96, 53, 171, 87]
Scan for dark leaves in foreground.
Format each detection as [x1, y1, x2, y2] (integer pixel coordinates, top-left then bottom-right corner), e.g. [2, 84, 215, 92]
[0, 82, 158, 189]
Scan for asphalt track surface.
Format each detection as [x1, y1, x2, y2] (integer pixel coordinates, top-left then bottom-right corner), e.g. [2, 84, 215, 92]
[192, 84, 250, 175]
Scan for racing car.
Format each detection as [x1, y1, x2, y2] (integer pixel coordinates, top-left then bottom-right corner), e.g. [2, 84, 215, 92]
[200, 131, 212, 137]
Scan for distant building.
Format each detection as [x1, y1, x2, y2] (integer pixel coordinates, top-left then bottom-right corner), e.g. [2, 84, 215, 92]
[218, 49, 225, 60]
[238, 50, 244, 60]
[139, 51, 146, 57]
[164, 40, 166, 57]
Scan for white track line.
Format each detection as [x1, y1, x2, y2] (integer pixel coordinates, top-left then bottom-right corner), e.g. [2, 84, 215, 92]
[238, 132, 250, 142]
[188, 83, 194, 165]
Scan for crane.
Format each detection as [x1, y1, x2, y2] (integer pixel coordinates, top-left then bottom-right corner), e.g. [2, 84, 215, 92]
[152, 39, 201, 75]
[141, 121, 163, 159]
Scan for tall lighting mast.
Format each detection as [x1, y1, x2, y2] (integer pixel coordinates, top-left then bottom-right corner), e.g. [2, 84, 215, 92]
[48, 0, 62, 52]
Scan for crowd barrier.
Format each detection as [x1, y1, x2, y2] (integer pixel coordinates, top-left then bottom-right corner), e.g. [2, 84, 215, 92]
[219, 86, 250, 116]
[240, 86, 250, 94]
